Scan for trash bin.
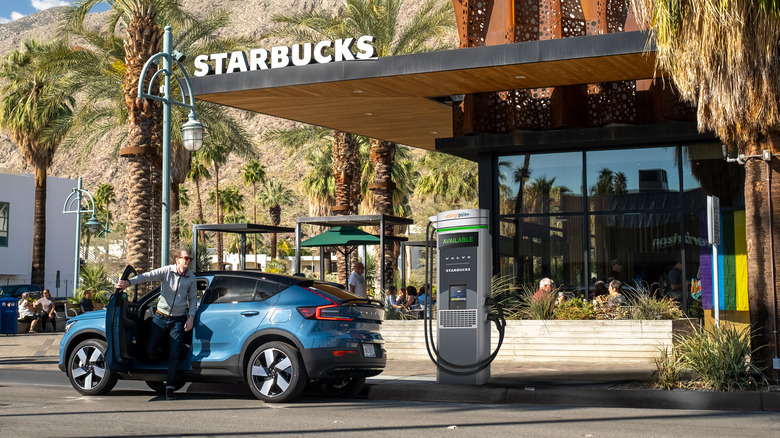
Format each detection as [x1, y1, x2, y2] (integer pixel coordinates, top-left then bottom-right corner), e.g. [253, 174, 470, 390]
[0, 297, 18, 335]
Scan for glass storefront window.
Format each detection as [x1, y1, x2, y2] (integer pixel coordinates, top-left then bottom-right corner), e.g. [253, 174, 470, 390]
[498, 152, 583, 215]
[589, 212, 681, 293]
[498, 214, 585, 292]
[495, 143, 739, 299]
[683, 143, 745, 209]
[587, 147, 680, 212]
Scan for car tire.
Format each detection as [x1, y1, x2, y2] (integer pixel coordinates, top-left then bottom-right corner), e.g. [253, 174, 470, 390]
[315, 376, 366, 398]
[67, 339, 118, 396]
[247, 341, 308, 403]
[145, 381, 186, 394]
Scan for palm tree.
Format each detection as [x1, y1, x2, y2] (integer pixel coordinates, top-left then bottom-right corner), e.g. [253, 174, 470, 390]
[61, 0, 255, 273]
[0, 40, 74, 286]
[631, 0, 780, 373]
[187, 151, 211, 228]
[415, 151, 478, 206]
[513, 158, 532, 213]
[272, 0, 455, 288]
[257, 181, 294, 260]
[242, 160, 266, 267]
[86, 183, 116, 262]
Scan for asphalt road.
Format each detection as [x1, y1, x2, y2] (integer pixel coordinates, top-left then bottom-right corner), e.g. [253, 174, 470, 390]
[1, 370, 778, 437]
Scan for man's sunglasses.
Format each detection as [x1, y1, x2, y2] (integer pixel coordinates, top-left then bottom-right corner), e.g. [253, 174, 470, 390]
[179, 256, 193, 261]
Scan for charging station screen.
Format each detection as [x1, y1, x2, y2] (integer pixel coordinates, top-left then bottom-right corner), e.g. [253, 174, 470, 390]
[450, 286, 466, 301]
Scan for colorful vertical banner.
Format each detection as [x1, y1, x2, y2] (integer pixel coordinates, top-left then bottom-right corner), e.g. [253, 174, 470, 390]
[699, 210, 748, 310]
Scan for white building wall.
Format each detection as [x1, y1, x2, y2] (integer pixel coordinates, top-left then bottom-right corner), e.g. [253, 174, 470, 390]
[0, 170, 77, 298]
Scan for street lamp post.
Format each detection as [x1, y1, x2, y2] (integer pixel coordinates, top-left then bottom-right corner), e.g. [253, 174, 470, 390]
[138, 25, 204, 267]
[62, 177, 103, 293]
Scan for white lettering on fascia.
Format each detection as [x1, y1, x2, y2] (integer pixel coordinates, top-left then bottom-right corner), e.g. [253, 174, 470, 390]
[313, 40, 332, 64]
[210, 53, 229, 75]
[193, 36, 377, 77]
[249, 49, 269, 70]
[271, 45, 291, 69]
[334, 38, 355, 61]
[226, 51, 249, 73]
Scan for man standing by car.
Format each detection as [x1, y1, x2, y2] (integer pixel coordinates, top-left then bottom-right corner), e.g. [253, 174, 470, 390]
[115, 249, 197, 400]
[348, 262, 367, 298]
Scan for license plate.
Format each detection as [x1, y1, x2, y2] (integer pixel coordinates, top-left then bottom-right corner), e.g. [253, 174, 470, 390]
[362, 343, 376, 358]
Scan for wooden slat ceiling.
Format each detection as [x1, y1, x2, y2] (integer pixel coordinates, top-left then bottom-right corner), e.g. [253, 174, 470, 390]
[192, 32, 659, 150]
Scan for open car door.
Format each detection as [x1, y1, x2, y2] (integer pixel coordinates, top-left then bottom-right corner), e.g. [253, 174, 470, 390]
[105, 265, 139, 371]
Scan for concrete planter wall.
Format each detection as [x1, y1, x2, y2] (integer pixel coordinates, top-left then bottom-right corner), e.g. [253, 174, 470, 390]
[382, 319, 699, 365]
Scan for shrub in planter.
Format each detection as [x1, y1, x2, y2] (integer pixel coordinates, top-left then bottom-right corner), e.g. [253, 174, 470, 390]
[627, 293, 683, 320]
[656, 324, 766, 391]
[554, 298, 596, 320]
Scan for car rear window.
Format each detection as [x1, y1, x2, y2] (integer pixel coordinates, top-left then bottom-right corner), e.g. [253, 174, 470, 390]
[204, 276, 286, 304]
[307, 281, 357, 301]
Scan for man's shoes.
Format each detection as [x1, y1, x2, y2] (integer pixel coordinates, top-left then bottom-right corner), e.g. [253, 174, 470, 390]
[165, 387, 175, 400]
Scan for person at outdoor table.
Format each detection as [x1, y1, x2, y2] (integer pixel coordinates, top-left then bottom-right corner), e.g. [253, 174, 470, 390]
[348, 261, 367, 298]
[35, 289, 57, 332]
[404, 286, 418, 310]
[533, 278, 554, 302]
[18, 292, 40, 333]
[667, 260, 683, 302]
[395, 287, 408, 308]
[607, 280, 626, 308]
[79, 291, 95, 313]
[386, 285, 402, 309]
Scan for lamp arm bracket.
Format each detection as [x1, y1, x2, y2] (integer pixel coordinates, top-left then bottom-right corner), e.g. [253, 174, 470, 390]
[62, 189, 96, 215]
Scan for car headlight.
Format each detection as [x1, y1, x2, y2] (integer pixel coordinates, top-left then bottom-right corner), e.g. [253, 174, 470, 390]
[65, 320, 76, 333]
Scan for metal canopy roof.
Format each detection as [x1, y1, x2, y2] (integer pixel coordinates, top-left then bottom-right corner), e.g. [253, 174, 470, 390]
[192, 223, 295, 234]
[191, 31, 657, 150]
[300, 226, 380, 247]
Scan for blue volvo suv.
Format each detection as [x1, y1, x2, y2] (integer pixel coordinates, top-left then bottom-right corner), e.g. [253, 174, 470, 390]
[59, 266, 386, 402]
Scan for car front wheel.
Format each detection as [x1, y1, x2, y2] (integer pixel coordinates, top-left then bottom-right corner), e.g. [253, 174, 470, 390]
[68, 339, 118, 395]
[247, 341, 307, 403]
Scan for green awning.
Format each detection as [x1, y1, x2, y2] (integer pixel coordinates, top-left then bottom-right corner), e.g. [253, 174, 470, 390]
[300, 226, 379, 247]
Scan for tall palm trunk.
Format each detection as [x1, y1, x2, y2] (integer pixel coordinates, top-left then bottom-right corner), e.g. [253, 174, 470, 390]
[214, 164, 223, 269]
[252, 182, 257, 266]
[744, 135, 780, 374]
[121, 15, 162, 276]
[31, 165, 47, 286]
[370, 139, 396, 290]
[171, 144, 190, 252]
[332, 131, 361, 285]
[270, 205, 281, 260]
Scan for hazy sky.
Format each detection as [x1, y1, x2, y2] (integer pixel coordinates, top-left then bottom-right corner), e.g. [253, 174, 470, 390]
[0, 1, 80, 24]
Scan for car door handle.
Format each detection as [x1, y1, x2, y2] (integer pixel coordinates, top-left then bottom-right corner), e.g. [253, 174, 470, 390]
[240, 311, 260, 317]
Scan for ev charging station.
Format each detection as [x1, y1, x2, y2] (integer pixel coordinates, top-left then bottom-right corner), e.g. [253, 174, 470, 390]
[424, 209, 505, 385]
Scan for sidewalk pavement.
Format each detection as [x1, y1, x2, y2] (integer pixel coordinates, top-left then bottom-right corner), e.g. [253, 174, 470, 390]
[2, 332, 778, 411]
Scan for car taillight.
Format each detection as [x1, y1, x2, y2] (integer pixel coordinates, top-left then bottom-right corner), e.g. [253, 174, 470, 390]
[297, 304, 353, 321]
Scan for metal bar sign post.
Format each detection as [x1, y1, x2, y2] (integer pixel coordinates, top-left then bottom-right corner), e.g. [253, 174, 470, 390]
[707, 195, 720, 327]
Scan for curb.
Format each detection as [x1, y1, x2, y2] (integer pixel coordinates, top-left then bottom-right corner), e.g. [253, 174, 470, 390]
[364, 382, 780, 412]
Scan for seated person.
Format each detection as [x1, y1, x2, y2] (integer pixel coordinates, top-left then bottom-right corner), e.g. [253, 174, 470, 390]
[395, 288, 408, 309]
[533, 278, 554, 302]
[607, 280, 627, 308]
[18, 292, 40, 333]
[592, 281, 607, 299]
[386, 286, 402, 309]
[34, 289, 57, 332]
[404, 286, 418, 311]
[80, 291, 95, 313]
[667, 260, 683, 301]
